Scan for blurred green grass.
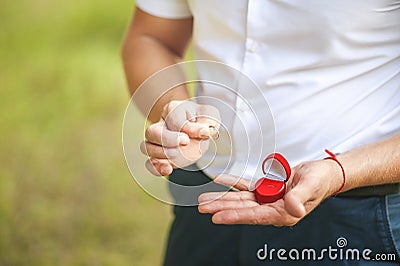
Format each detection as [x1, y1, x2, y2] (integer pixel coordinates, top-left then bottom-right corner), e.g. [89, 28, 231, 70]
[0, 1, 172, 265]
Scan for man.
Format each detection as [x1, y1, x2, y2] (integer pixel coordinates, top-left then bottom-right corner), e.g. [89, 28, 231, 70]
[122, 1, 400, 265]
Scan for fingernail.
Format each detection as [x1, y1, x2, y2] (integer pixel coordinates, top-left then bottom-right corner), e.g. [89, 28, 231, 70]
[198, 193, 213, 203]
[161, 165, 172, 176]
[198, 194, 216, 204]
[214, 174, 237, 185]
[198, 194, 206, 203]
[178, 134, 190, 145]
[215, 174, 230, 182]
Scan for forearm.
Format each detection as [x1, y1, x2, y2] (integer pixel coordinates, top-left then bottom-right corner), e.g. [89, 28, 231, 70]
[121, 35, 189, 122]
[121, 8, 193, 122]
[336, 134, 400, 192]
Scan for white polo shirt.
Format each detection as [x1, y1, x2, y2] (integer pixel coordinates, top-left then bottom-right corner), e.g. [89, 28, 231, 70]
[136, 0, 400, 179]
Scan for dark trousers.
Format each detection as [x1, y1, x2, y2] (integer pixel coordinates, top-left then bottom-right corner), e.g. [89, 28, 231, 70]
[163, 168, 400, 266]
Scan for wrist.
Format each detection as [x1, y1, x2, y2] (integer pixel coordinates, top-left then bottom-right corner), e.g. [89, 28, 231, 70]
[323, 149, 347, 196]
[321, 159, 346, 197]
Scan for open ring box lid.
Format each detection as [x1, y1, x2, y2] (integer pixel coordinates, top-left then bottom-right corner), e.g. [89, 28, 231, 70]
[255, 153, 291, 203]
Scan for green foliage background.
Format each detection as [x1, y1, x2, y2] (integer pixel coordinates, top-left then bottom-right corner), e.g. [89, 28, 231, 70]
[0, 1, 172, 265]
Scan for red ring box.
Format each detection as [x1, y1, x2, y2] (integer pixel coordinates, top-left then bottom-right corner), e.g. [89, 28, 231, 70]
[255, 153, 291, 204]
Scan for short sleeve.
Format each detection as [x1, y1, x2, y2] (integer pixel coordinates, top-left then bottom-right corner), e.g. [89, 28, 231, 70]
[136, 0, 192, 19]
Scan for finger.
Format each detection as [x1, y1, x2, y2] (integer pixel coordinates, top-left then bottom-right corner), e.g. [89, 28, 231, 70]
[145, 121, 190, 147]
[162, 101, 221, 140]
[211, 206, 265, 225]
[183, 105, 221, 139]
[140, 141, 179, 159]
[197, 104, 221, 130]
[145, 159, 173, 176]
[283, 177, 319, 219]
[211, 205, 299, 226]
[198, 199, 259, 214]
[145, 159, 163, 176]
[198, 191, 256, 204]
[162, 101, 198, 131]
[181, 122, 211, 139]
[283, 192, 306, 218]
[214, 174, 252, 191]
[153, 159, 173, 176]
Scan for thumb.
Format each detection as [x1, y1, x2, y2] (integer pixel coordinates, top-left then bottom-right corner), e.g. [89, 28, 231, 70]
[283, 190, 307, 219]
[183, 104, 221, 139]
[283, 175, 318, 218]
[181, 122, 212, 139]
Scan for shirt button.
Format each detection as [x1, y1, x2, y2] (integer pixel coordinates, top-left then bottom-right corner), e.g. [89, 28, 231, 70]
[237, 100, 249, 112]
[247, 39, 259, 53]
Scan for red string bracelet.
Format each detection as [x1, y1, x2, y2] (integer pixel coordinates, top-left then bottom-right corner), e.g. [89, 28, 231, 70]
[324, 149, 346, 196]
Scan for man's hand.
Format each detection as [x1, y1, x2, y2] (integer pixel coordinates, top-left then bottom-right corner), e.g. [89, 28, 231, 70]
[141, 100, 221, 176]
[198, 159, 343, 226]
